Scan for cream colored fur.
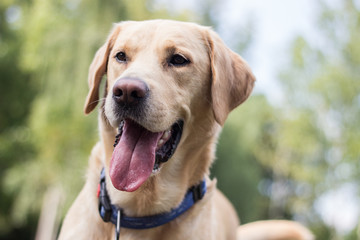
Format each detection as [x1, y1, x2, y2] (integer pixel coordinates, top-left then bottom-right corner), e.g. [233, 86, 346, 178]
[58, 20, 313, 240]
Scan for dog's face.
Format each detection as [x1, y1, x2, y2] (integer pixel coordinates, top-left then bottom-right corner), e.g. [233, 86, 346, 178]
[104, 21, 212, 132]
[84, 20, 255, 192]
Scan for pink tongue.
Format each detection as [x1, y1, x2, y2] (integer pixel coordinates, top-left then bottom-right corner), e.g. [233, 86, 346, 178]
[109, 120, 163, 192]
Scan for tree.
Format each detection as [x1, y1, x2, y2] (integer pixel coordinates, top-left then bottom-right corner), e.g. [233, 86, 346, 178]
[215, 1, 360, 239]
[274, 0, 360, 238]
[0, 1, 37, 238]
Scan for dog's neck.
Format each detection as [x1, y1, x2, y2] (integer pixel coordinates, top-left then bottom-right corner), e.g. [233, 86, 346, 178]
[97, 112, 220, 218]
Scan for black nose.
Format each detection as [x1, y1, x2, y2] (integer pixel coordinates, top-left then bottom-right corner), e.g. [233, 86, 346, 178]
[112, 78, 149, 105]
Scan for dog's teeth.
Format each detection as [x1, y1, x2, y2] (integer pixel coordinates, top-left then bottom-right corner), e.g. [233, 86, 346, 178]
[156, 129, 172, 150]
[157, 139, 164, 148]
[162, 130, 171, 140]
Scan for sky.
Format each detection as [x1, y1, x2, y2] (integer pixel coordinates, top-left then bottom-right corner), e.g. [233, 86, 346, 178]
[155, 0, 359, 235]
[218, 0, 319, 104]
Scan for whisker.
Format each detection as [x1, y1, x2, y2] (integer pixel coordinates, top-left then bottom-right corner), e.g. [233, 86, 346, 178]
[87, 98, 106, 106]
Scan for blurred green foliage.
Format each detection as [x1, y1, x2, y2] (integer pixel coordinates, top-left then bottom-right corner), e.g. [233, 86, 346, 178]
[0, 0, 359, 239]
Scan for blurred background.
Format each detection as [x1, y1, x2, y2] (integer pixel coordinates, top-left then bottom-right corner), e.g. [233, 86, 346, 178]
[0, 0, 359, 239]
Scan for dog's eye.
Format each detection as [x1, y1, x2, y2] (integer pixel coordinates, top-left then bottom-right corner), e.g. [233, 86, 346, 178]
[169, 54, 189, 66]
[115, 52, 127, 63]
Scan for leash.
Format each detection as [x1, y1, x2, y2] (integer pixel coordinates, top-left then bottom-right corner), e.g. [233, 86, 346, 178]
[97, 168, 206, 239]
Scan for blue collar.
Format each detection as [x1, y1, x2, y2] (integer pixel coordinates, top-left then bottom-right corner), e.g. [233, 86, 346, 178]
[98, 168, 206, 231]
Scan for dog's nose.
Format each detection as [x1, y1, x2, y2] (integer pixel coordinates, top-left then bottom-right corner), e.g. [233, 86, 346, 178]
[112, 78, 149, 105]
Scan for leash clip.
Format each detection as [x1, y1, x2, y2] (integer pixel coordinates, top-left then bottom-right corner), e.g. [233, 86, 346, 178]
[115, 209, 121, 240]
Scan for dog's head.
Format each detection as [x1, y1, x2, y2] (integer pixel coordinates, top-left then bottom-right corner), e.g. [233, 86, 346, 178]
[84, 20, 255, 192]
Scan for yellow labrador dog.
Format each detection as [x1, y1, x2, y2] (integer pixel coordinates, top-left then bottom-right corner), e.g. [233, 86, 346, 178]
[59, 20, 313, 240]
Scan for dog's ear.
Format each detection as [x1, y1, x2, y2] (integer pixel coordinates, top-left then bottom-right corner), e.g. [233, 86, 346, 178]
[84, 25, 121, 114]
[205, 29, 255, 125]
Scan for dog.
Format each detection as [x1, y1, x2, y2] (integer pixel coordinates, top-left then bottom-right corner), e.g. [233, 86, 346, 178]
[58, 20, 313, 240]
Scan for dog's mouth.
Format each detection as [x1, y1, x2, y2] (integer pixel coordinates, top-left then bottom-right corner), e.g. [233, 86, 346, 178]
[109, 119, 183, 192]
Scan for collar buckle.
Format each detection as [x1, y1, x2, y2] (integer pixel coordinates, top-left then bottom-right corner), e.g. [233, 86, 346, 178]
[98, 169, 112, 222]
[190, 181, 206, 202]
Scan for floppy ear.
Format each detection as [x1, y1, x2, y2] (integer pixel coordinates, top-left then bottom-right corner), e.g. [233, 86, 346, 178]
[84, 25, 121, 114]
[206, 29, 256, 125]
